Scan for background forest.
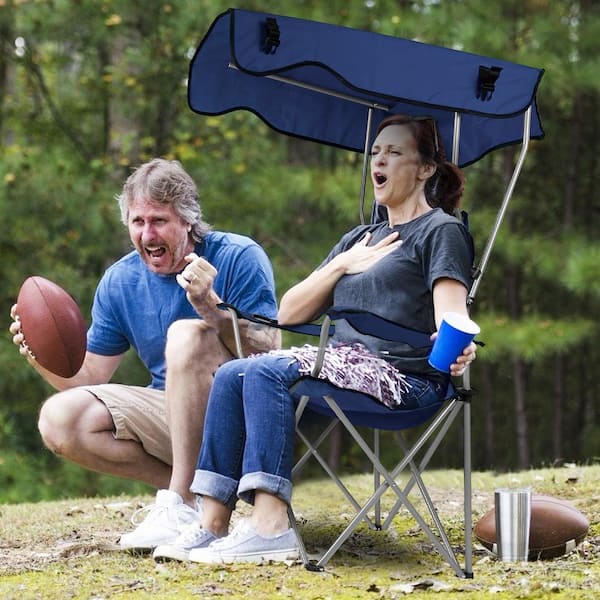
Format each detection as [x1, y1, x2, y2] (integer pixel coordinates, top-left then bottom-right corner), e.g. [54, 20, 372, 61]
[0, 0, 598, 503]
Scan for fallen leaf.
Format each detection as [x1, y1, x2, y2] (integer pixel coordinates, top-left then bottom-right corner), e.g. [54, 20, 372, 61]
[66, 506, 84, 516]
[389, 582, 416, 593]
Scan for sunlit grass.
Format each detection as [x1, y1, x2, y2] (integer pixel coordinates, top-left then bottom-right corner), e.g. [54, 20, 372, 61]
[0, 465, 598, 599]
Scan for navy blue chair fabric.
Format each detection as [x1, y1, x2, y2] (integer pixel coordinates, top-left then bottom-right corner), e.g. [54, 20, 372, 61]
[188, 8, 544, 167]
[220, 303, 448, 430]
[290, 377, 446, 430]
[325, 307, 434, 348]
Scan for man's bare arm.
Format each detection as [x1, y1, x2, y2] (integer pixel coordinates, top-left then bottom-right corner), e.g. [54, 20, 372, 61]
[218, 318, 281, 358]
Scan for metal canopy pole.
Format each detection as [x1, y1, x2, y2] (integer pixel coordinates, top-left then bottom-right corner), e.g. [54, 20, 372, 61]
[460, 113, 532, 573]
[359, 107, 374, 224]
[451, 112, 461, 164]
[468, 106, 532, 304]
[449, 108, 473, 577]
[229, 63, 391, 111]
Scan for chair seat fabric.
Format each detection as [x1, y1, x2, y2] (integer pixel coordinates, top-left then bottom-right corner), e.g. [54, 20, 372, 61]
[290, 376, 447, 430]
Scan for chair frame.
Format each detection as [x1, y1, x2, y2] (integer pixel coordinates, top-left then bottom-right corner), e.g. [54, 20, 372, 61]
[224, 306, 474, 577]
[196, 9, 543, 576]
[218, 105, 533, 577]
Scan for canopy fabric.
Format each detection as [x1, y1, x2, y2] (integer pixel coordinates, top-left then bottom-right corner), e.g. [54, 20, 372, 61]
[188, 8, 544, 167]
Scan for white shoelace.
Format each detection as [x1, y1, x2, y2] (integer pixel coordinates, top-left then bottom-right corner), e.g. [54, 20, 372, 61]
[130, 501, 195, 528]
[130, 503, 164, 526]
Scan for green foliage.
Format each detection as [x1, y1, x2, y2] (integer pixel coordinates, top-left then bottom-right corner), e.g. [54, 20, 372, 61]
[475, 315, 595, 361]
[564, 243, 600, 299]
[0, 448, 152, 503]
[0, 0, 599, 494]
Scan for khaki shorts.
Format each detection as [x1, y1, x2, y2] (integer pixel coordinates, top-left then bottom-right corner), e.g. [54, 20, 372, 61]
[84, 383, 172, 465]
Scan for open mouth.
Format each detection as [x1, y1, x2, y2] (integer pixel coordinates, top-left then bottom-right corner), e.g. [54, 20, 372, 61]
[145, 246, 166, 259]
[374, 173, 387, 185]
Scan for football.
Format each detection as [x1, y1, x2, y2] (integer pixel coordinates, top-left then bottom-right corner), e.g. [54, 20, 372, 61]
[474, 494, 589, 560]
[16, 276, 87, 378]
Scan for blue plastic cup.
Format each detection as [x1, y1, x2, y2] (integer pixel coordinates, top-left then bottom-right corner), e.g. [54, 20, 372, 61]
[428, 312, 480, 373]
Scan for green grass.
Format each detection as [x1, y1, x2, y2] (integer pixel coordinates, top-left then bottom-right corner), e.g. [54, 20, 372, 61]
[1, 465, 598, 599]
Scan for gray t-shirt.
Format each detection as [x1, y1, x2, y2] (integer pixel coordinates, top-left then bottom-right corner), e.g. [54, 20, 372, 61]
[321, 208, 473, 384]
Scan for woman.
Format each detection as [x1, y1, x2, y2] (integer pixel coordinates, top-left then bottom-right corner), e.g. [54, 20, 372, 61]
[152, 114, 477, 564]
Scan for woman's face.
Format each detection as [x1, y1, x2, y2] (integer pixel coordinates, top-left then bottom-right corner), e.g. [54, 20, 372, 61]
[370, 124, 431, 207]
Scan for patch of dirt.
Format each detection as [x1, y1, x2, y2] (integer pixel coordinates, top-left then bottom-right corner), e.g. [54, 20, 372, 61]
[0, 498, 137, 576]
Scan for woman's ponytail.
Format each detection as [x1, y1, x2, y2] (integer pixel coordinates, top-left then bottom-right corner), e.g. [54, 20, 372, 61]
[425, 160, 465, 215]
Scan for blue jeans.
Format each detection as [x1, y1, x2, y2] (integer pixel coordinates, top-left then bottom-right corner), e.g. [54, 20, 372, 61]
[190, 354, 446, 509]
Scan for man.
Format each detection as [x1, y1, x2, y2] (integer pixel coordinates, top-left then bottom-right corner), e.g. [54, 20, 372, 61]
[9, 158, 280, 550]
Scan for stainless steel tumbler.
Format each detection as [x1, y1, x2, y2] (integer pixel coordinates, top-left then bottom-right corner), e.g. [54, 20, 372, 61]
[494, 487, 531, 562]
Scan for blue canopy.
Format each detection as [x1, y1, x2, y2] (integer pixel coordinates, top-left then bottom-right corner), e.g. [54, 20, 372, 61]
[188, 8, 544, 167]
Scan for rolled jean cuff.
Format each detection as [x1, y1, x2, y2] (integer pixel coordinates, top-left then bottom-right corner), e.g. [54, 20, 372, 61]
[238, 472, 293, 506]
[190, 469, 238, 511]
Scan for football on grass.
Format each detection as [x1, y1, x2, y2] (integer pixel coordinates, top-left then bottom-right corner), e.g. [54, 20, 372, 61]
[474, 494, 589, 560]
[16, 276, 87, 378]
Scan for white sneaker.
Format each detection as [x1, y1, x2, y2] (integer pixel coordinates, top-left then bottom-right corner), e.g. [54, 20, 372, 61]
[153, 523, 217, 562]
[119, 489, 198, 550]
[189, 519, 299, 565]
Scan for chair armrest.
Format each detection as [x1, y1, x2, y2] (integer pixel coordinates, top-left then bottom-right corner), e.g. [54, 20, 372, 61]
[217, 303, 334, 337]
[326, 307, 433, 349]
[217, 302, 334, 359]
[216, 304, 433, 374]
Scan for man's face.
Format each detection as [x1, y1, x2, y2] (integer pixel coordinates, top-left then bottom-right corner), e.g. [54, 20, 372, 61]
[127, 198, 194, 274]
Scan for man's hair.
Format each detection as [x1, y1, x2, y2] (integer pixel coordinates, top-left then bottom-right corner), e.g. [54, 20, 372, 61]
[116, 158, 211, 242]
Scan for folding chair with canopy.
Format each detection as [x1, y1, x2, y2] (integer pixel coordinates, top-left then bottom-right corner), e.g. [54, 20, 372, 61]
[187, 8, 544, 577]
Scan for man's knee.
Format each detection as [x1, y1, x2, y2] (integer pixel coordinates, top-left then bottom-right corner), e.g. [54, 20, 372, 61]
[38, 389, 109, 457]
[166, 319, 226, 369]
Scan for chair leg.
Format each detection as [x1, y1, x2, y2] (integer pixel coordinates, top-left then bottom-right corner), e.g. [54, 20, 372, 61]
[373, 429, 381, 529]
[463, 400, 473, 578]
[287, 504, 323, 571]
[291, 393, 471, 576]
[318, 396, 466, 577]
[293, 418, 339, 476]
[384, 404, 461, 528]
[386, 400, 473, 578]
[294, 408, 377, 529]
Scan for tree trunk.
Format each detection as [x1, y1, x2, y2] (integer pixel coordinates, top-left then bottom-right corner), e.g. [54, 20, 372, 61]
[97, 42, 111, 157]
[503, 145, 530, 470]
[512, 357, 530, 469]
[327, 422, 343, 470]
[480, 363, 496, 468]
[562, 94, 582, 231]
[552, 354, 564, 462]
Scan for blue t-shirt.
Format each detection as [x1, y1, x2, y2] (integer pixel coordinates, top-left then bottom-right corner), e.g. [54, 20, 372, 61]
[87, 231, 277, 389]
